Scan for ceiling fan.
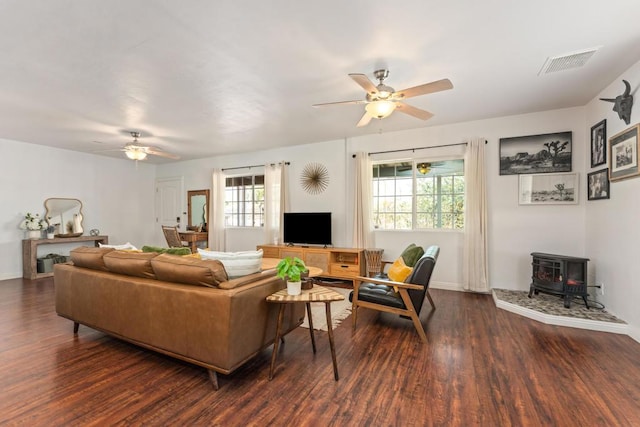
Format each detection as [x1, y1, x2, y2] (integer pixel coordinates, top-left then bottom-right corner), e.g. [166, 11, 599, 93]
[397, 161, 446, 174]
[119, 131, 180, 161]
[313, 69, 453, 127]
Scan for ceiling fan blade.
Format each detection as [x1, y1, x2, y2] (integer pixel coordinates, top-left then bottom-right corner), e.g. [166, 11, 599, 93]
[356, 112, 373, 127]
[394, 78, 453, 99]
[396, 102, 434, 121]
[145, 147, 181, 160]
[312, 100, 367, 107]
[349, 73, 378, 95]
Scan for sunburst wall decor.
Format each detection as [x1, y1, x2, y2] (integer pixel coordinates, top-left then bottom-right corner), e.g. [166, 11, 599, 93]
[300, 162, 329, 194]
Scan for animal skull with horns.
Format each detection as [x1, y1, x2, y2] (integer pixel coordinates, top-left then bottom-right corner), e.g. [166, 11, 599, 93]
[600, 80, 634, 125]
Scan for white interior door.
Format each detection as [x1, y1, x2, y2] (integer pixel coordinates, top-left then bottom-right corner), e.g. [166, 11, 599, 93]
[156, 177, 184, 241]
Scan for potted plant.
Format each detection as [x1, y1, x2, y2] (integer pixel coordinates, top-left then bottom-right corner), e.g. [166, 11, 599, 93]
[45, 225, 55, 239]
[19, 213, 46, 239]
[276, 256, 308, 295]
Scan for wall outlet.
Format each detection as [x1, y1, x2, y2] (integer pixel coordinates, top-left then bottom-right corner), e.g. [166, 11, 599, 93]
[600, 283, 605, 296]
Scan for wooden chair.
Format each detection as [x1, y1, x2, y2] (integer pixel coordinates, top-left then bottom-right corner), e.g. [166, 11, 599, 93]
[161, 225, 188, 248]
[350, 245, 440, 343]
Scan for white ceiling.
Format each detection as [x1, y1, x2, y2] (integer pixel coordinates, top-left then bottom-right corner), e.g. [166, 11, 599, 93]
[1, 0, 639, 163]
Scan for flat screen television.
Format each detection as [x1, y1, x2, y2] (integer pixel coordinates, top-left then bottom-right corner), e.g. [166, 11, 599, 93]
[283, 212, 332, 246]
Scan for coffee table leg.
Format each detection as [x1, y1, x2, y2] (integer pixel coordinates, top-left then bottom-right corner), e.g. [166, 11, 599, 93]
[325, 302, 339, 381]
[269, 304, 286, 380]
[306, 302, 316, 354]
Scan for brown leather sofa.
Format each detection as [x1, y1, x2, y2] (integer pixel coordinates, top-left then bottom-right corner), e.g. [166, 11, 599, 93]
[54, 247, 304, 389]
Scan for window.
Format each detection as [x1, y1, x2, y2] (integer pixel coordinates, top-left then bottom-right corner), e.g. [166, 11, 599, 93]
[225, 175, 265, 227]
[372, 159, 464, 230]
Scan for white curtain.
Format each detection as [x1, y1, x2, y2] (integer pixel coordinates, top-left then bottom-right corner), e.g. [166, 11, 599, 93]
[352, 152, 373, 248]
[463, 138, 489, 292]
[264, 162, 289, 245]
[209, 168, 226, 251]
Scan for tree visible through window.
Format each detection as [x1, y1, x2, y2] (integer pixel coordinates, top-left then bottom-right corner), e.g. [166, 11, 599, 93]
[225, 175, 265, 227]
[372, 159, 465, 230]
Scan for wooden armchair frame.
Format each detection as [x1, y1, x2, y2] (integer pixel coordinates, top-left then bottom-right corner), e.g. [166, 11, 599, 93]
[351, 277, 433, 343]
[351, 246, 439, 344]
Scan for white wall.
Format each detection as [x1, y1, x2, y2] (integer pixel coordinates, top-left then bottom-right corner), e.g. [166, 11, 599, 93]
[348, 106, 587, 291]
[0, 139, 157, 279]
[156, 139, 349, 251]
[584, 59, 640, 341]
[156, 106, 586, 293]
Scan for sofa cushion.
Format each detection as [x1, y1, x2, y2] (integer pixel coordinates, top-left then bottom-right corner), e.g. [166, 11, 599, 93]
[103, 251, 159, 279]
[98, 242, 138, 251]
[70, 246, 115, 271]
[197, 249, 263, 278]
[141, 245, 192, 256]
[151, 253, 228, 287]
[218, 268, 278, 290]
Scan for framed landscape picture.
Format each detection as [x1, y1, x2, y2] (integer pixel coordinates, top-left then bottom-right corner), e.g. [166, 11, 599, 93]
[590, 119, 606, 167]
[500, 131, 572, 175]
[587, 168, 610, 200]
[609, 124, 640, 182]
[518, 172, 578, 205]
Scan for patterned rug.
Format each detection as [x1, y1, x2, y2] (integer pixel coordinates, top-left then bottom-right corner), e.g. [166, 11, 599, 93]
[300, 287, 352, 331]
[493, 288, 626, 324]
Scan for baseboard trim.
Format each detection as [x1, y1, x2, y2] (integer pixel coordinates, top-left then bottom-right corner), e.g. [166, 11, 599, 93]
[430, 281, 464, 292]
[492, 291, 629, 335]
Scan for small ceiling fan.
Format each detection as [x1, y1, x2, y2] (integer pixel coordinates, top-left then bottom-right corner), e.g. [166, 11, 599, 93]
[313, 69, 453, 127]
[119, 131, 180, 161]
[396, 161, 447, 174]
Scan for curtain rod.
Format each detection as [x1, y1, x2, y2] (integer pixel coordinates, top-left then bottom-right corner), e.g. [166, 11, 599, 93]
[222, 161, 290, 172]
[360, 140, 488, 157]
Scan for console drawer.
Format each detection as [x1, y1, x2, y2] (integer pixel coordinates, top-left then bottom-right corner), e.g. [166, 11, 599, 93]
[260, 247, 280, 258]
[330, 264, 360, 277]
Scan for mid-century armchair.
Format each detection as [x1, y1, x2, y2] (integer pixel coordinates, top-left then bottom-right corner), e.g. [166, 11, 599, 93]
[350, 245, 440, 343]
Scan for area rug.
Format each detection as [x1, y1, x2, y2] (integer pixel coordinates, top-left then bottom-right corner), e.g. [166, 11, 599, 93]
[300, 287, 353, 331]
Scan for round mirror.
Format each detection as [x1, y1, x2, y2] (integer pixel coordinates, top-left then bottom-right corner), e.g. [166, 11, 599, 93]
[44, 198, 84, 237]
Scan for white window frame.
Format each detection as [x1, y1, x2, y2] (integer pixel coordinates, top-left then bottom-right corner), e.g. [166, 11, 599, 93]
[224, 173, 265, 228]
[372, 157, 465, 231]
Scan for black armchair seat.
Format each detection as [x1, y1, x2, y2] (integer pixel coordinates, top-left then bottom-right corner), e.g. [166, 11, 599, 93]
[349, 282, 405, 309]
[350, 245, 440, 343]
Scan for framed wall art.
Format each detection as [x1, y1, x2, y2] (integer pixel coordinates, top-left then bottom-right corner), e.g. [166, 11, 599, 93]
[518, 172, 578, 205]
[590, 119, 607, 167]
[609, 124, 640, 182]
[587, 168, 610, 200]
[500, 131, 572, 175]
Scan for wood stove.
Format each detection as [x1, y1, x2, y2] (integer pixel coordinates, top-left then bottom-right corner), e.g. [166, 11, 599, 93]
[529, 252, 589, 309]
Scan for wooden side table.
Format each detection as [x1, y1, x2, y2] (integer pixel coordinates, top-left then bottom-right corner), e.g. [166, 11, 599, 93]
[266, 285, 345, 381]
[178, 231, 208, 253]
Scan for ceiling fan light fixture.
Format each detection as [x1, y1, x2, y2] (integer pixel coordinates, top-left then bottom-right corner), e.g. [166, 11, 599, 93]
[125, 148, 147, 160]
[365, 100, 396, 119]
[417, 162, 431, 174]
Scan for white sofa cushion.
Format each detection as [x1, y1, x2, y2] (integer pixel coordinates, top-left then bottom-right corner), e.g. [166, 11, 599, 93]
[98, 242, 138, 251]
[197, 248, 263, 278]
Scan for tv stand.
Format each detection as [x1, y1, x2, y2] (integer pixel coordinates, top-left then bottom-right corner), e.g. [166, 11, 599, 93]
[257, 244, 365, 286]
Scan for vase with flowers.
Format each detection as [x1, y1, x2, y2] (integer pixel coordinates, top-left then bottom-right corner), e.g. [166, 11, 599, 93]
[19, 213, 46, 239]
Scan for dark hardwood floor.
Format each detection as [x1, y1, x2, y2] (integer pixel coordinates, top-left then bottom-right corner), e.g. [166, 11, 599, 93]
[1, 278, 639, 426]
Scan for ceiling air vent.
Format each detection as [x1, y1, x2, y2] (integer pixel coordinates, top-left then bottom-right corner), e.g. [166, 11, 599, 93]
[538, 48, 599, 75]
